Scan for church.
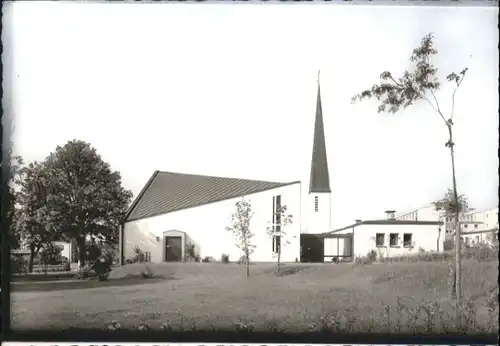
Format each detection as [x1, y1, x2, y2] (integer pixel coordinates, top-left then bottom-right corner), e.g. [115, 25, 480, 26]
[118, 80, 341, 264]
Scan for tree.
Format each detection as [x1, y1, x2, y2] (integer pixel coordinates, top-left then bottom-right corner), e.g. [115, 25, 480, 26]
[7, 155, 24, 250]
[433, 189, 470, 251]
[44, 140, 133, 268]
[14, 161, 58, 272]
[226, 197, 255, 277]
[352, 33, 468, 300]
[266, 204, 293, 273]
[39, 242, 64, 274]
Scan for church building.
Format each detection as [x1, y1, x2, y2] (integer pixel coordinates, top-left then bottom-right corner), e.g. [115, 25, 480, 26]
[119, 79, 338, 264]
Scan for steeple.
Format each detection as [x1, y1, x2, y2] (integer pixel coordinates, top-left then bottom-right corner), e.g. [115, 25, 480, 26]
[309, 72, 331, 193]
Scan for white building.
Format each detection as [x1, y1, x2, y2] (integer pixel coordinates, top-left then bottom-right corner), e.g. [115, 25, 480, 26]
[120, 80, 333, 264]
[328, 210, 444, 259]
[460, 207, 499, 246]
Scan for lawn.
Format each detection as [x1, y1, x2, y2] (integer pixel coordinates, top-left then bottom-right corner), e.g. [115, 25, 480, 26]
[11, 260, 499, 334]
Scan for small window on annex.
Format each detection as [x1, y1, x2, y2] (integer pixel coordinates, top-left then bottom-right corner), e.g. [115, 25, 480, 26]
[389, 233, 399, 247]
[375, 233, 385, 247]
[403, 233, 413, 248]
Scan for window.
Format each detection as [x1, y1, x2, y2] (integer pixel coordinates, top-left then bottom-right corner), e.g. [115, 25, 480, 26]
[375, 233, 385, 247]
[272, 235, 281, 253]
[272, 195, 282, 232]
[474, 224, 478, 229]
[275, 195, 281, 232]
[464, 224, 468, 228]
[314, 196, 319, 212]
[390, 233, 399, 247]
[403, 233, 413, 248]
[465, 237, 470, 246]
[476, 235, 480, 243]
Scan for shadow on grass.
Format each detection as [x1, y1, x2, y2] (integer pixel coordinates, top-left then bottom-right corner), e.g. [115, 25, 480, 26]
[8, 329, 497, 344]
[11, 276, 176, 293]
[12, 273, 76, 282]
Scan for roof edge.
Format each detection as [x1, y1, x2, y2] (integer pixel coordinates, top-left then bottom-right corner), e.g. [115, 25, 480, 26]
[122, 170, 160, 223]
[329, 219, 444, 234]
[125, 180, 301, 223]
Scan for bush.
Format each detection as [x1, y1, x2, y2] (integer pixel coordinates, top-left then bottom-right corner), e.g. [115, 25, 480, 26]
[11, 255, 28, 274]
[202, 256, 214, 263]
[40, 243, 64, 265]
[140, 265, 155, 279]
[185, 243, 201, 262]
[221, 253, 230, 264]
[74, 265, 97, 280]
[354, 250, 377, 265]
[91, 254, 113, 281]
[237, 255, 248, 265]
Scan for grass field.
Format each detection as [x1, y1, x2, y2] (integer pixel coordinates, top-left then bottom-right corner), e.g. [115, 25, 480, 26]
[11, 260, 499, 334]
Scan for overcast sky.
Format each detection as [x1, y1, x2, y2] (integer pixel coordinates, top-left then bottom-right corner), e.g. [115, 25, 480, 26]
[5, 2, 498, 228]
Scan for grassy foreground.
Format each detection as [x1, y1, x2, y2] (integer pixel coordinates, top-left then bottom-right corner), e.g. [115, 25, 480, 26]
[11, 260, 498, 334]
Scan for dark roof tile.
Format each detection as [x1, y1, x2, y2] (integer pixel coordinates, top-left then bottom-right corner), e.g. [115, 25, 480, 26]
[124, 171, 299, 222]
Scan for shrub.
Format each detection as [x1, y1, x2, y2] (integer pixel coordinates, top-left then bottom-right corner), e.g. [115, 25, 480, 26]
[132, 245, 145, 263]
[235, 318, 255, 332]
[74, 265, 97, 279]
[40, 243, 64, 265]
[185, 243, 201, 262]
[202, 256, 214, 263]
[354, 250, 377, 265]
[10, 255, 28, 274]
[91, 253, 113, 281]
[237, 255, 248, 265]
[221, 253, 230, 264]
[107, 320, 121, 331]
[140, 265, 155, 279]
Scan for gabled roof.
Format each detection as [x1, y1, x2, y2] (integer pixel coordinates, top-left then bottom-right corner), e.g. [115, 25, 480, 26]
[309, 81, 331, 193]
[124, 171, 300, 222]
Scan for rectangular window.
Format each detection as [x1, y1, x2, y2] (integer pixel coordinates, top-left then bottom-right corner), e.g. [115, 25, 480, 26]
[465, 237, 470, 246]
[275, 195, 281, 233]
[474, 224, 478, 229]
[464, 224, 468, 228]
[476, 235, 480, 243]
[272, 235, 281, 253]
[390, 233, 398, 247]
[272, 196, 275, 233]
[403, 233, 412, 248]
[375, 233, 385, 247]
[314, 196, 319, 212]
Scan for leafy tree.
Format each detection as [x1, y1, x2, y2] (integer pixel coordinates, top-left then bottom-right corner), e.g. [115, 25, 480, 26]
[39, 243, 63, 266]
[14, 161, 58, 272]
[7, 155, 24, 250]
[44, 140, 133, 268]
[352, 33, 468, 300]
[226, 197, 255, 277]
[433, 189, 470, 252]
[266, 204, 293, 273]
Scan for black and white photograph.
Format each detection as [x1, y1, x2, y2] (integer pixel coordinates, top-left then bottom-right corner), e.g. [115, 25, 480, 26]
[2, 0, 499, 343]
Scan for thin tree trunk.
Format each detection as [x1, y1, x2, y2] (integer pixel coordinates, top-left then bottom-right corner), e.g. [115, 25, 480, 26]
[277, 248, 281, 273]
[77, 235, 86, 269]
[246, 250, 250, 278]
[28, 249, 35, 273]
[448, 125, 461, 301]
[437, 229, 441, 252]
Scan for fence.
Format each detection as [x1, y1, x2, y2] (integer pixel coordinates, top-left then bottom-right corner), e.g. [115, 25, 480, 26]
[32, 263, 71, 273]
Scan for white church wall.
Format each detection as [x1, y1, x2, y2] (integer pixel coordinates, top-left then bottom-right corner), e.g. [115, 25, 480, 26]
[123, 182, 302, 263]
[306, 192, 331, 234]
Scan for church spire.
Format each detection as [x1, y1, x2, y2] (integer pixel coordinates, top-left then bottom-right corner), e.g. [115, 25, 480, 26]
[309, 72, 331, 193]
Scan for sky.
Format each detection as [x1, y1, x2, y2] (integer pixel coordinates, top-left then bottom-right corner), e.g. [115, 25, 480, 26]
[4, 2, 499, 229]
